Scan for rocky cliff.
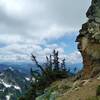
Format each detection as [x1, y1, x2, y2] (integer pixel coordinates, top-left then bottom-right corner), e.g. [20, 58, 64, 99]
[76, 0, 100, 79]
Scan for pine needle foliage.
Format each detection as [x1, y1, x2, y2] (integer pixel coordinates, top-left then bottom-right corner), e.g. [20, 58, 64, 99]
[19, 50, 69, 100]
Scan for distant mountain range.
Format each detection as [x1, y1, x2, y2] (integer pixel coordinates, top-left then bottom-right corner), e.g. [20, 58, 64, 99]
[66, 63, 83, 73]
[0, 67, 30, 100]
[0, 61, 37, 76]
[0, 61, 83, 100]
[0, 61, 83, 75]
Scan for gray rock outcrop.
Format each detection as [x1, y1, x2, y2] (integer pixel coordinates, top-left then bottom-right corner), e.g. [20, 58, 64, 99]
[76, 0, 100, 78]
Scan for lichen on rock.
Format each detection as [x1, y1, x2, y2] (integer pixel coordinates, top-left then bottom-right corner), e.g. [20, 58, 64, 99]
[76, 0, 100, 79]
[86, 0, 100, 23]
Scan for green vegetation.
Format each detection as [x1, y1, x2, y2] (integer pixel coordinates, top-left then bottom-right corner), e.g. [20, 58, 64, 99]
[96, 85, 100, 96]
[19, 50, 69, 100]
[87, 96, 100, 100]
[86, 85, 100, 100]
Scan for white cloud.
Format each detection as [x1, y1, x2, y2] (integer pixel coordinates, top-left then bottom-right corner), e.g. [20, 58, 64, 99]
[0, 0, 91, 37]
[0, 0, 44, 19]
[0, 0, 91, 63]
[0, 41, 82, 64]
[66, 51, 82, 64]
[41, 24, 78, 40]
[0, 34, 21, 44]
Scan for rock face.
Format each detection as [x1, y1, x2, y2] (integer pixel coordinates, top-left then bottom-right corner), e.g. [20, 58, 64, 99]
[76, 0, 100, 79]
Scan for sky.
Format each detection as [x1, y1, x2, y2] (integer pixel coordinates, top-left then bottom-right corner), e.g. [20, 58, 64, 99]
[0, 0, 91, 64]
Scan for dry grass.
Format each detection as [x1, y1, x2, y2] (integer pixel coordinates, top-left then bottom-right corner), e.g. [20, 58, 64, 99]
[56, 78, 100, 100]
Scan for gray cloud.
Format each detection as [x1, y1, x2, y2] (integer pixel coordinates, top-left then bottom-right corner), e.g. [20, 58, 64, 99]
[0, 0, 91, 62]
[0, 0, 91, 36]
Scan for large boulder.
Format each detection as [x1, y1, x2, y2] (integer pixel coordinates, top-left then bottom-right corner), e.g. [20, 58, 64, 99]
[76, 0, 100, 79]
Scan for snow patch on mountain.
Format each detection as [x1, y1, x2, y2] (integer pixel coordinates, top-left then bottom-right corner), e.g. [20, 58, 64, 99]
[14, 85, 21, 90]
[0, 79, 12, 88]
[0, 73, 4, 76]
[1, 80, 21, 91]
[3, 82, 12, 88]
[8, 67, 14, 71]
[6, 95, 10, 100]
[0, 67, 30, 100]
[25, 77, 30, 81]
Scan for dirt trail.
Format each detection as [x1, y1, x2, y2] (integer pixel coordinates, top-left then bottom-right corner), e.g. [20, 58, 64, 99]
[57, 79, 100, 100]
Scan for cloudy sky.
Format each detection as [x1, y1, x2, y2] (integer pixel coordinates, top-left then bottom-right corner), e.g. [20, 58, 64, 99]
[0, 0, 91, 64]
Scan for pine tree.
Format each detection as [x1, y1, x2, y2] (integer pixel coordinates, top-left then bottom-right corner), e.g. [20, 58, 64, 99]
[31, 54, 46, 74]
[19, 50, 69, 100]
[53, 50, 59, 70]
[61, 58, 66, 71]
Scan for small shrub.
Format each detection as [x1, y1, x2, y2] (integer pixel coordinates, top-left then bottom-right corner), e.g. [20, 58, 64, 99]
[19, 96, 25, 100]
[96, 85, 100, 96]
[63, 85, 71, 90]
[86, 96, 99, 100]
[20, 50, 69, 100]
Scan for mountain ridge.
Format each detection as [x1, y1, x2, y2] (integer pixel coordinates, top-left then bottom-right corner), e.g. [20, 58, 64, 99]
[0, 67, 30, 100]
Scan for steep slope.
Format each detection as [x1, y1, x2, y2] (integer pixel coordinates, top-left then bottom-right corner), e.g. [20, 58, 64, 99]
[56, 79, 100, 100]
[36, 77, 100, 100]
[57, 78, 100, 100]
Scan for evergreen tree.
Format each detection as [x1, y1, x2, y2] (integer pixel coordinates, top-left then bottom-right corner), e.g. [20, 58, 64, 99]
[61, 58, 66, 71]
[53, 50, 59, 70]
[19, 50, 69, 100]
